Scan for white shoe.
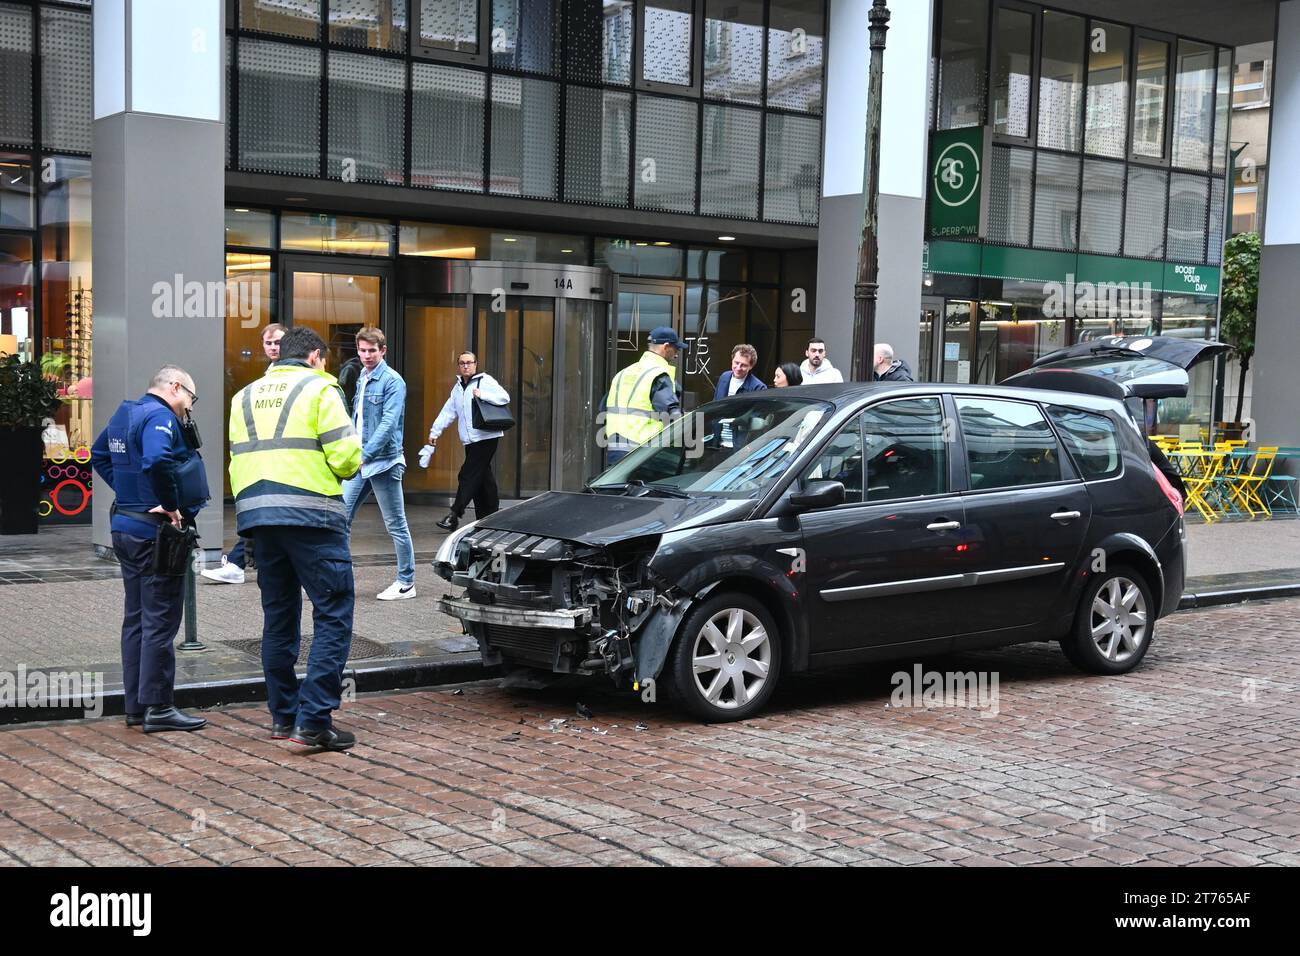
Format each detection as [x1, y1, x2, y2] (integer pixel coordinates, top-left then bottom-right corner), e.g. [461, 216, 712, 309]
[200, 557, 246, 585]
[377, 581, 416, 601]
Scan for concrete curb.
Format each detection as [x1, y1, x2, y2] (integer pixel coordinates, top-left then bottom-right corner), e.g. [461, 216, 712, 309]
[0, 656, 500, 727]
[1177, 582, 1300, 611]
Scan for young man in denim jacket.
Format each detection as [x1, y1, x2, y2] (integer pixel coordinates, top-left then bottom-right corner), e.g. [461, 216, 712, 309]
[343, 327, 417, 600]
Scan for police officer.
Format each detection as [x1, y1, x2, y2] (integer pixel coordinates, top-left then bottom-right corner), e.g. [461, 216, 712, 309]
[602, 326, 685, 464]
[91, 365, 210, 733]
[229, 326, 363, 751]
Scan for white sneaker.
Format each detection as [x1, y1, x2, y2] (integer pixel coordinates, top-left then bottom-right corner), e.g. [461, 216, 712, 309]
[377, 581, 416, 601]
[200, 557, 246, 585]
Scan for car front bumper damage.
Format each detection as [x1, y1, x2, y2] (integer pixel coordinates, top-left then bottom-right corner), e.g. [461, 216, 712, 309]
[434, 526, 685, 685]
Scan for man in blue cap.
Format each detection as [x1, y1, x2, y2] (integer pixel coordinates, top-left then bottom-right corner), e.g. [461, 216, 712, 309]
[602, 326, 685, 464]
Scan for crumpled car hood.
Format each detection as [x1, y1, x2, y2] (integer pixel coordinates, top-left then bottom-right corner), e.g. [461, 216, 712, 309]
[472, 491, 753, 546]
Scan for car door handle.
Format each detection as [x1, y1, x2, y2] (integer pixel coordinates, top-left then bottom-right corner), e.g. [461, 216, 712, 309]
[1050, 510, 1082, 521]
[926, 520, 962, 532]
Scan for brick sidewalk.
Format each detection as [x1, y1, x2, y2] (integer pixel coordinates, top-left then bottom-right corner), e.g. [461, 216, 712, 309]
[1, 597, 1297, 866]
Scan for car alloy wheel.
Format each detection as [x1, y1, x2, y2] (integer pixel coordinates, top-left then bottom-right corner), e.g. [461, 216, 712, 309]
[1062, 564, 1156, 675]
[1089, 575, 1148, 664]
[690, 607, 772, 710]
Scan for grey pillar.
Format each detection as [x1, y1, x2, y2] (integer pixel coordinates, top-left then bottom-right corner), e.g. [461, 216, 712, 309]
[91, 1, 226, 559]
[816, 0, 933, 378]
[1253, 0, 1300, 449]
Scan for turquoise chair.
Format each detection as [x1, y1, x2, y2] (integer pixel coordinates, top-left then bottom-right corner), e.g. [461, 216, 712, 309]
[1266, 447, 1300, 514]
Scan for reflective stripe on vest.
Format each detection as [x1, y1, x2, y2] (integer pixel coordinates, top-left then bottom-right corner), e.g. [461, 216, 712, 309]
[229, 366, 361, 530]
[604, 354, 676, 447]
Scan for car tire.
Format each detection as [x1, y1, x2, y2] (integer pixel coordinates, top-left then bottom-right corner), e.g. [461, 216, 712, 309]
[1061, 564, 1155, 675]
[665, 593, 782, 722]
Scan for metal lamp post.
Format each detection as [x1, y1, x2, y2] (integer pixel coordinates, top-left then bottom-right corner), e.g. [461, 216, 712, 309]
[850, 0, 891, 382]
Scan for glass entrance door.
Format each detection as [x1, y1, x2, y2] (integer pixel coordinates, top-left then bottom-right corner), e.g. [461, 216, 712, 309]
[401, 261, 613, 503]
[475, 295, 555, 499]
[282, 257, 391, 377]
[615, 280, 683, 374]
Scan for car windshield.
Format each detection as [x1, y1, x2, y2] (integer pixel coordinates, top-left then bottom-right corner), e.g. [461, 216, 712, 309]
[592, 396, 833, 499]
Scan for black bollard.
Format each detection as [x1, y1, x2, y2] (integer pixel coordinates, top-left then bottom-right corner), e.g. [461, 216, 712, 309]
[178, 546, 207, 652]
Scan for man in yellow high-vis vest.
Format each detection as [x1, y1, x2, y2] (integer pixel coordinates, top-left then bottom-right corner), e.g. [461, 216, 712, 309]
[229, 326, 363, 751]
[603, 326, 685, 464]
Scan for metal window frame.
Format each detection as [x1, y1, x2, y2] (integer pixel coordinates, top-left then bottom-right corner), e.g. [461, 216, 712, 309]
[1169, 36, 1217, 174]
[324, 46, 410, 185]
[1127, 27, 1175, 167]
[326, 0, 412, 54]
[1081, 17, 1131, 161]
[635, 0, 703, 98]
[1033, 6, 1086, 153]
[988, 0, 1040, 148]
[412, 0, 491, 66]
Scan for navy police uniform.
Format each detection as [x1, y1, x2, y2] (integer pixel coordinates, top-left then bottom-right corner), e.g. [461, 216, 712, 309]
[91, 394, 209, 718]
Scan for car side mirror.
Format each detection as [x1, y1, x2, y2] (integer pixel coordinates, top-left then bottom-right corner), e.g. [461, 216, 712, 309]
[789, 479, 845, 512]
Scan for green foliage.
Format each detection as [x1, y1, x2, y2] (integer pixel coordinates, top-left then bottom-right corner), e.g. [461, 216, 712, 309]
[0, 355, 64, 428]
[1220, 232, 1261, 422]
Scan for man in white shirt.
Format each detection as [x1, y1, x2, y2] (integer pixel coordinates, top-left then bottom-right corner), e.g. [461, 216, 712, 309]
[428, 352, 511, 532]
[800, 337, 844, 384]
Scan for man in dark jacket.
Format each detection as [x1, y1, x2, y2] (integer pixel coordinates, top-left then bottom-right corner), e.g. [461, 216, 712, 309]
[714, 344, 769, 400]
[91, 365, 210, 734]
[873, 344, 915, 382]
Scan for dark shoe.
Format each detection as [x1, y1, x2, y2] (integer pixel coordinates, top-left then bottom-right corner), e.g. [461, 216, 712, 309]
[125, 713, 144, 728]
[436, 513, 459, 531]
[289, 725, 356, 751]
[271, 723, 294, 740]
[143, 705, 207, 733]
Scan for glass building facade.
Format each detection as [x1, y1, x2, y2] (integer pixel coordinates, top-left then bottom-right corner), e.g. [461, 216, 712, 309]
[0, 0, 93, 523]
[925, 0, 1231, 436]
[0, 0, 826, 517]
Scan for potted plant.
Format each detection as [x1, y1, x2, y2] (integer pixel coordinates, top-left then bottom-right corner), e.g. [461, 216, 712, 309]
[1220, 231, 1259, 434]
[0, 354, 64, 534]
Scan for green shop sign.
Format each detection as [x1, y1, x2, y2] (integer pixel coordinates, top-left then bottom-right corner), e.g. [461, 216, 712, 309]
[1162, 262, 1220, 297]
[928, 127, 990, 239]
[926, 241, 1222, 299]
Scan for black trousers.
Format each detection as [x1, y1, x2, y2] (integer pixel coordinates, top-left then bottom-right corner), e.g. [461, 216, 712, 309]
[451, 437, 500, 518]
[112, 531, 183, 713]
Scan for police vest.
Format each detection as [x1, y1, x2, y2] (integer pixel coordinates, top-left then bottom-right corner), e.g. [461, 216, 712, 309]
[228, 363, 362, 534]
[105, 397, 209, 515]
[604, 352, 677, 449]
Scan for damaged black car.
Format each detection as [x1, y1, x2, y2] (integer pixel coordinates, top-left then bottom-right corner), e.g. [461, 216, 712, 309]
[436, 379, 1187, 722]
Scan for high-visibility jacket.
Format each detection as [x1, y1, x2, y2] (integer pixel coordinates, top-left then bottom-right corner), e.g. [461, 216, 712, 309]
[228, 360, 362, 534]
[603, 350, 677, 451]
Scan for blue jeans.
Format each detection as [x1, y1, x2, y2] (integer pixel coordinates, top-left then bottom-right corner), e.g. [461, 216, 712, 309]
[343, 462, 415, 584]
[227, 537, 246, 570]
[254, 526, 354, 732]
[112, 531, 183, 713]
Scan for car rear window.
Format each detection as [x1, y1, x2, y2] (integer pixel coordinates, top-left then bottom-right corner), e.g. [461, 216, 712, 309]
[956, 398, 1064, 490]
[1047, 406, 1122, 480]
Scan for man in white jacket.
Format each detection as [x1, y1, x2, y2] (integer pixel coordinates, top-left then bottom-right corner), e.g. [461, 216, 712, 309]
[428, 351, 510, 531]
[800, 337, 844, 384]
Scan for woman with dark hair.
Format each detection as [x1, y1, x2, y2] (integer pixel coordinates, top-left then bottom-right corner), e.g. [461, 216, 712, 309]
[773, 362, 803, 387]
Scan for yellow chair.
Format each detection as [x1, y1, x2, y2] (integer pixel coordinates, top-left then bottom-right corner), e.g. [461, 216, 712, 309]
[1183, 450, 1224, 522]
[1231, 446, 1279, 518]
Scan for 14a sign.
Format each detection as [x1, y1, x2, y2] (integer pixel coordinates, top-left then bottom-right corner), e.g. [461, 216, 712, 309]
[928, 127, 991, 239]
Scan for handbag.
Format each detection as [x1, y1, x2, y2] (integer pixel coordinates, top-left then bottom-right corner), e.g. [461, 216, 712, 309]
[151, 521, 200, 577]
[472, 396, 516, 432]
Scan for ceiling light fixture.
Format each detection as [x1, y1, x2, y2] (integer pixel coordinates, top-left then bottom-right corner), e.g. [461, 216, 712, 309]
[718, 235, 736, 242]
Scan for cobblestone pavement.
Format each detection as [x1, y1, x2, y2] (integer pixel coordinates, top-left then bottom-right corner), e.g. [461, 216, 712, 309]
[0, 597, 1297, 867]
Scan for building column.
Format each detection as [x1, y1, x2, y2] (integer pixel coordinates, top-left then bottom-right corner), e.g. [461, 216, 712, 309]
[91, 0, 227, 557]
[815, 0, 933, 379]
[1252, 0, 1300, 448]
